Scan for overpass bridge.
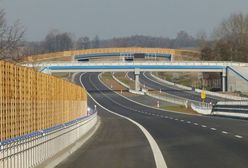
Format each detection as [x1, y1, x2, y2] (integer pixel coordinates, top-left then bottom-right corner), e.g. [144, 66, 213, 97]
[24, 61, 248, 92]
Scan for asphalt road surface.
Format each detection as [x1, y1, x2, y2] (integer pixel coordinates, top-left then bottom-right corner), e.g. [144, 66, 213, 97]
[59, 73, 248, 168]
[128, 72, 222, 103]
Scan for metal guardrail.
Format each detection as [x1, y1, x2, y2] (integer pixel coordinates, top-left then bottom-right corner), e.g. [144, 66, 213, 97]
[0, 112, 97, 168]
[149, 72, 248, 101]
[23, 61, 248, 68]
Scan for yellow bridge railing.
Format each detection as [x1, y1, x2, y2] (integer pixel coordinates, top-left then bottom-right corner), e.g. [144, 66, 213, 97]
[22, 48, 200, 62]
[0, 61, 87, 141]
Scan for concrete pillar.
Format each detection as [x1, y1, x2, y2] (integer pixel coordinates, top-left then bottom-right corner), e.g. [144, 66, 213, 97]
[134, 69, 140, 91]
[170, 54, 174, 62]
[71, 55, 75, 61]
[222, 69, 227, 92]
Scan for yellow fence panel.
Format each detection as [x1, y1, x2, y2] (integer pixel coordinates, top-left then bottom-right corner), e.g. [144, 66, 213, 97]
[0, 61, 87, 141]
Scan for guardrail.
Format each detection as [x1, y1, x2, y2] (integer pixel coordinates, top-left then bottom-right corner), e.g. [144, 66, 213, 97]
[150, 72, 248, 101]
[111, 72, 191, 106]
[112, 73, 131, 89]
[23, 60, 248, 68]
[146, 92, 187, 106]
[211, 101, 248, 118]
[0, 112, 97, 168]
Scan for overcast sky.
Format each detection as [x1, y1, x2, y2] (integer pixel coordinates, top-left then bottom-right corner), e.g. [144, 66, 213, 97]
[1, 0, 248, 41]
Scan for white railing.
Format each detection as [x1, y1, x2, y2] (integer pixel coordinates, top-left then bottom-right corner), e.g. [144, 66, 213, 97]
[22, 61, 248, 68]
[0, 112, 97, 168]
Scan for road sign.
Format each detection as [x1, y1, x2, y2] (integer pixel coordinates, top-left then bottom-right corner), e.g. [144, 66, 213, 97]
[201, 90, 206, 101]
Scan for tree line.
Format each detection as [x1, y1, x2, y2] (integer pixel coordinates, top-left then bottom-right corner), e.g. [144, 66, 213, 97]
[1, 7, 248, 63]
[21, 30, 199, 56]
[201, 13, 248, 62]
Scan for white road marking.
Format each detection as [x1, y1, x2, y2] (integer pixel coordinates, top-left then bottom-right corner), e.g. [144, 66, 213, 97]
[194, 123, 198, 126]
[175, 119, 178, 121]
[187, 121, 191, 124]
[222, 131, 228, 134]
[211, 128, 216, 131]
[181, 120, 184, 122]
[235, 135, 243, 139]
[201, 125, 207, 128]
[80, 74, 167, 168]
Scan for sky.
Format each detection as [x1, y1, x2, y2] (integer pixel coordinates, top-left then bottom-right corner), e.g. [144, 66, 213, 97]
[1, 0, 248, 41]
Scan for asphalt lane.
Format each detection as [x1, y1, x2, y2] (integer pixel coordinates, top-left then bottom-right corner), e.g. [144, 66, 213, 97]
[57, 75, 156, 168]
[128, 72, 220, 103]
[81, 72, 248, 168]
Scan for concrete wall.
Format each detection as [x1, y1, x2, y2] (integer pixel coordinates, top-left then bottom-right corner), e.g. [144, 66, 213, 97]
[227, 68, 248, 94]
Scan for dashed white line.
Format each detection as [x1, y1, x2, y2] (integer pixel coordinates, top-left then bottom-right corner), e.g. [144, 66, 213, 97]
[175, 119, 178, 121]
[180, 120, 184, 122]
[211, 128, 216, 131]
[235, 135, 243, 139]
[187, 121, 191, 124]
[194, 123, 198, 126]
[222, 131, 228, 134]
[201, 125, 207, 128]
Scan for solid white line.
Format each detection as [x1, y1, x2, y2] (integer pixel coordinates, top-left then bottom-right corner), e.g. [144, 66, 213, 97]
[80, 73, 167, 168]
[235, 135, 243, 139]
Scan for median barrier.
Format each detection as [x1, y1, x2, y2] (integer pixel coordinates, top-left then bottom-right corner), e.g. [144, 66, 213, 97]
[111, 72, 194, 106]
[111, 73, 131, 89]
[150, 72, 248, 101]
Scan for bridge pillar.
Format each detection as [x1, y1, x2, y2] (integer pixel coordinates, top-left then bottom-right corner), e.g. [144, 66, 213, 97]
[222, 69, 227, 92]
[170, 54, 174, 62]
[134, 69, 141, 91]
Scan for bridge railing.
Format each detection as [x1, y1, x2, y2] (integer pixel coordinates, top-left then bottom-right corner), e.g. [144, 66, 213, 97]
[23, 61, 248, 68]
[0, 112, 97, 168]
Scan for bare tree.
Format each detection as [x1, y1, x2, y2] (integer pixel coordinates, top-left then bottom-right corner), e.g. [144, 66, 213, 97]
[0, 9, 25, 61]
[201, 13, 248, 62]
[76, 36, 90, 49]
[43, 31, 73, 52]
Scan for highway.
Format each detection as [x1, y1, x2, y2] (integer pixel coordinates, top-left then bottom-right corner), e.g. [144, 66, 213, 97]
[128, 72, 221, 103]
[59, 73, 248, 168]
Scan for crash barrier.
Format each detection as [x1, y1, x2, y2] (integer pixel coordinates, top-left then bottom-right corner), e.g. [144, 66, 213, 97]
[111, 73, 131, 89]
[150, 72, 248, 101]
[0, 112, 97, 168]
[111, 72, 190, 106]
[146, 92, 187, 106]
[0, 61, 87, 142]
[212, 101, 248, 118]
[191, 103, 213, 115]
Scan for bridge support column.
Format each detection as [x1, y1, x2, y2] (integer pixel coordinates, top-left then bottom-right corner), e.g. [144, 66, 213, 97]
[222, 69, 227, 92]
[134, 69, 140, 91]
